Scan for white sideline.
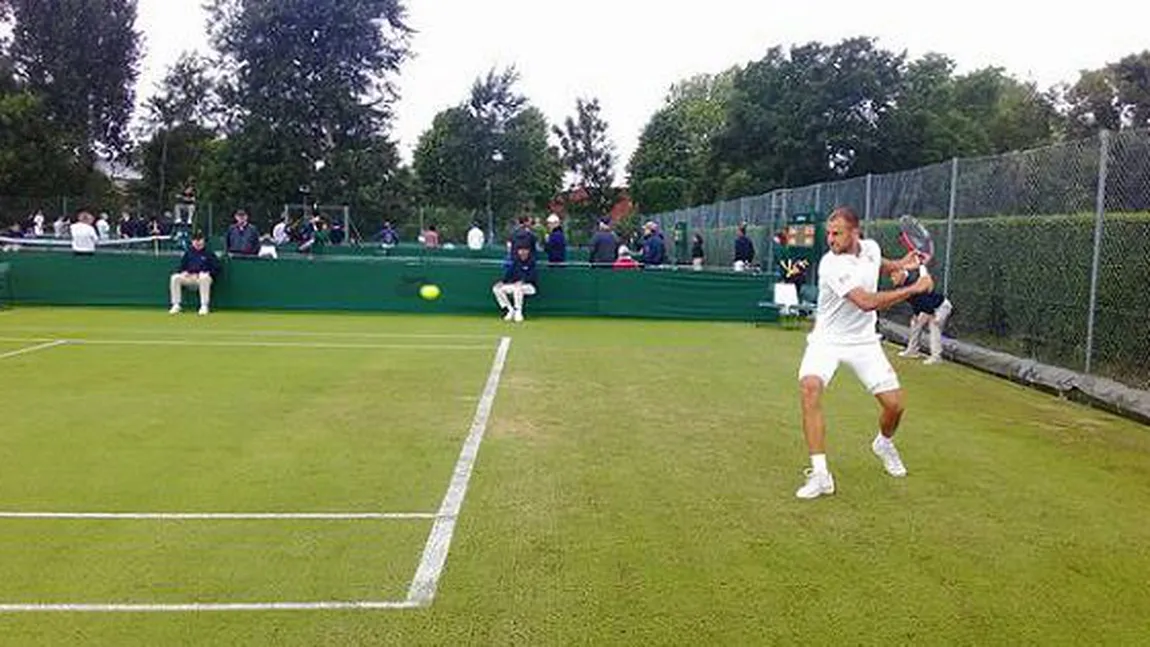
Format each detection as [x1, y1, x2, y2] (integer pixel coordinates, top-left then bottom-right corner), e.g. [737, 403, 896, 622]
[0, 325, 496, 340]
[0, 339, 66, 360]
[0, 511, 436, 521]
[406, 336, 512, 606]
[0, 601, 422, 613]
[0, 337, 490, 351]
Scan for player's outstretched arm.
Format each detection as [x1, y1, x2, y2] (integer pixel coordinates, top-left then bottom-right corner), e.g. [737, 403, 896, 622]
[879, 251, 922, 275]
[845, 274, 932, 312]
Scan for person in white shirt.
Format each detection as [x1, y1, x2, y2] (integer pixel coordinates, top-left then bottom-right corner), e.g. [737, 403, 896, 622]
[69, 211, 100, 255]
[795, 206, 932, 500]
[32, 211, 45, 237]
[466, 222, 486, 251]
[272, 216, 290, 246]
[96, 213, 111, 240]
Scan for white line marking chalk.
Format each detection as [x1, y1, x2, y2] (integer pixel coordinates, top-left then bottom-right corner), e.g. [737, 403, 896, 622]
[0, 325, 496, 340]
[0, 337, 489, 351]
[0, 336, 514, 612]
[0, 601, 421, 613]
[407, 336, 512, 606]
[0, 339, 66, 360]
[0, 511, 437, 521]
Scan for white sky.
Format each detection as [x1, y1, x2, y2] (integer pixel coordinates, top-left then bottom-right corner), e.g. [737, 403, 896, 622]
[136, 0, 1150, 179]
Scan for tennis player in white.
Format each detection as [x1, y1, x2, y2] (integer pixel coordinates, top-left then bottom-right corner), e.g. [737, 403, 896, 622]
[796, 207, 933, 499]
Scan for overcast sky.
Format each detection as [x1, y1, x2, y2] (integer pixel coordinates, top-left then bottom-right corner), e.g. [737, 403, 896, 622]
[137, 0, 1150, 179]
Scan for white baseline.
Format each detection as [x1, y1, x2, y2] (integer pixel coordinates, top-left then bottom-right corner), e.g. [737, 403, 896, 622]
[0, 337, 490, 351]
[0, 336, 514, 613]
[0, 511, 436, 521]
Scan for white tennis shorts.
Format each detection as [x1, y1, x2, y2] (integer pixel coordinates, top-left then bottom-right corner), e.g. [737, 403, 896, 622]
[798, 341, 900, 394]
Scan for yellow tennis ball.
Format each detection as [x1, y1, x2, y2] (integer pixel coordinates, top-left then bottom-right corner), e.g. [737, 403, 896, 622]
[419, 284, 441, 300]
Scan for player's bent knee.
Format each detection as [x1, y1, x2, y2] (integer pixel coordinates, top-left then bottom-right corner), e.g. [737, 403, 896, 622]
[876, 388, 905, 415]
[799, 376, 824, 405]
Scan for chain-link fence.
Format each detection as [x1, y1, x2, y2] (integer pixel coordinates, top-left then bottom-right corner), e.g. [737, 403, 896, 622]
[651, 128, 1150, 390]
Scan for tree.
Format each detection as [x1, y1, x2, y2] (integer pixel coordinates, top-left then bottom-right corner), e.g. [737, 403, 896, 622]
[879, 54, 974, 168]
[711, 38, 905, 192]
[1064, 69, 1123, 137]
[0, 90, 82, 198]
[138, 53, 219, 211]
[553, 97, 616, 220]
[951, 67, 1059, 153]
[414, 107, 482, 209]
[413, 68, 561, 228]
[205, 0, 412, 206]
[1112, 51, 1150, 128]
[631, 176, 690, 214]
[5, 0, 141, 162]
[628, 69, 737, 210]
[1064, 51, 1150, 136]
[143, 53, 218, 133]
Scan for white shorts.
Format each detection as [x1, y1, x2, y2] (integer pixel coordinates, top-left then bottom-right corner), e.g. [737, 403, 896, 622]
[798, 341, 900, 394]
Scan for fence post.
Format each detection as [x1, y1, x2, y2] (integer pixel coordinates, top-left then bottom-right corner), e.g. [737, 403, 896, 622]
[1084, 130, 1110, 375]
[814, 184, 822, 217]
[943, 158, 959, 295]
[864, 173, 873, 237]
[765, 192, 775, 279]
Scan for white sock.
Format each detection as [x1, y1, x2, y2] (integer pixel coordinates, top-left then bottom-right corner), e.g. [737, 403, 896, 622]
[875, 432, 893, 447]
[811, 453, 828, 474]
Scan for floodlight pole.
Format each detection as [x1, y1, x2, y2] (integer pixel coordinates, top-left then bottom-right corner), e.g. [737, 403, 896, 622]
[1084, 130, 1110, 375]
[486, 178, 493, 246]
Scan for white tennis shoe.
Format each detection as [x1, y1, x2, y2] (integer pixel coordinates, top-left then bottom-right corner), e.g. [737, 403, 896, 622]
[872, 435, 907, 477]
[795, 469, 835, 499]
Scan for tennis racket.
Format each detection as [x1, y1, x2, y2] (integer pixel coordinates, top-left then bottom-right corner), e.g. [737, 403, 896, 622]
[898, 215, 935, 263]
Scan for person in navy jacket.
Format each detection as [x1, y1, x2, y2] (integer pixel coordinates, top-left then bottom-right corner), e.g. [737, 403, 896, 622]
[492, 246, 538, 323]
[543, 213, 567, 265]
[639, 221, 666, 266]
[169, 232, 221, 315]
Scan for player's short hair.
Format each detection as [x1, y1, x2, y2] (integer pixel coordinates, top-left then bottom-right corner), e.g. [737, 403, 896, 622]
[828, 206, 860, 229]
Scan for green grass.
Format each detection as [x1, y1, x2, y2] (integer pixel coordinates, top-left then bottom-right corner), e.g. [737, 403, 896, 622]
[0, 307, 1148, 645]
[0, 521, 427, 603]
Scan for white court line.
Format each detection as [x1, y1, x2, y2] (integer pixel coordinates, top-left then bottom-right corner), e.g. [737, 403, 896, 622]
[0, 337, 490, 351]
[0, 336, 513, 613]
[0, 511, 436, 521]
[0, 601, 421, 613]
[406, 336, 512, 606]
[0, 325, 496, 340]
[0, 339, 66, 360]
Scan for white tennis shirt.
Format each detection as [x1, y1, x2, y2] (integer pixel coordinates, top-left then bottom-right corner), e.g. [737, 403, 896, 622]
[70, 222, 99, 253]
[808, 239, 883, 345]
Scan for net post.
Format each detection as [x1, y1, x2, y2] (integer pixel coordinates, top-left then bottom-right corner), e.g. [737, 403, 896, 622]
[1085, 130, 1110, 375]
[943, 158, 958, 295]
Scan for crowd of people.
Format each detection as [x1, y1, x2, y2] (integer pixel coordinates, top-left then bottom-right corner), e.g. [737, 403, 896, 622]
[2, 209, 175, 243]
[12, 207, 934, 343]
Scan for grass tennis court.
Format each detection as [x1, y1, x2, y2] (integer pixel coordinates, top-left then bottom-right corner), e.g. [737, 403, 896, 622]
[0, 307, 1148, 645]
